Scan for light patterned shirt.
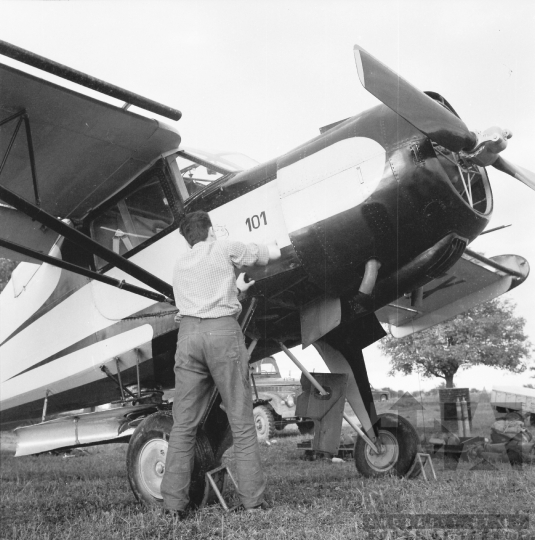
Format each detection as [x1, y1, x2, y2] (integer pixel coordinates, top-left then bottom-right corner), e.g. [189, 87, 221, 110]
[172, 238, 269, 319]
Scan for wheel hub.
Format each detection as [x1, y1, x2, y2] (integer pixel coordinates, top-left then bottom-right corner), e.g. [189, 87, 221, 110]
[365, 430, 399, 472]
[138, 439, 168, 499]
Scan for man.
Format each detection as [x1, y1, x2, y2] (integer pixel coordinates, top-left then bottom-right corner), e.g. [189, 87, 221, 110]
[161, 210, 280, 516]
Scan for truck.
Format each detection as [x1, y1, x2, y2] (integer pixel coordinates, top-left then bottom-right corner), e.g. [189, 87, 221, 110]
[370, 386, 390, 402]
[491, 386, 535, 425]
[251, 357, 314, 440]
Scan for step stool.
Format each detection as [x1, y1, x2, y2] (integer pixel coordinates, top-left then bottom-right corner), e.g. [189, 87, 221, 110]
[205, 464, 240, 512]
[406, 452, 437, 481]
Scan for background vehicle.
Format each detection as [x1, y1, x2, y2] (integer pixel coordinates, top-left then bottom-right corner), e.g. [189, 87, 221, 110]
[491, 386, 535, 425]
[370, 386, 390, 402]
[251, 357, 314, 440]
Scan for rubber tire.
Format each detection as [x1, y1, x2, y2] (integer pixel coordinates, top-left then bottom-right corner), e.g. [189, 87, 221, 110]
[297, 420, 315, 436]
[354, 413, 419, 478]
[126, 411, 222, 508]
[253, 405, 276, 441]
[380, 394, 388, 402]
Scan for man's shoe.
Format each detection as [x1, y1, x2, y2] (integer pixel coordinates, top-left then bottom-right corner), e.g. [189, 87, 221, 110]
[244, 501, 272, 513]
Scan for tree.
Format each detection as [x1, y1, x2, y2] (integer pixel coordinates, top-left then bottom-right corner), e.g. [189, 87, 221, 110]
[379, 298, 532, 388]
[0, 258, 18, 293]
[525, 365, 535, 389]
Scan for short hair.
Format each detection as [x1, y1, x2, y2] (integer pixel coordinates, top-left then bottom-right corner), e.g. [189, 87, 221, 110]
[179, 211, 212, 246]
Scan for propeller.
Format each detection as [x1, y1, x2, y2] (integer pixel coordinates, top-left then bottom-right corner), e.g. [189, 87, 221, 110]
[492, 156, 535, 191]
[353, 45, 535, 192]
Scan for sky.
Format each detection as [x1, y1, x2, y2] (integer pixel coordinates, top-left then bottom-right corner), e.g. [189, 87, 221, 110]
[1, 0, 534, 392]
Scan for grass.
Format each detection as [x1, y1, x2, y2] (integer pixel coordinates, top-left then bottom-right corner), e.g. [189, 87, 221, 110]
[0, 398, 533, 539]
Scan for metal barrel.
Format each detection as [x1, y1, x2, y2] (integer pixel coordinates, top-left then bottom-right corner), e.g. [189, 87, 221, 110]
[439, 388, 471, 435]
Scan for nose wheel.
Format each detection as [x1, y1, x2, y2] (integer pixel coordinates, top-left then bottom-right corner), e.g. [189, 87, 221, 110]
[363, 431, 400, 472]
[354, 413, 419, 477]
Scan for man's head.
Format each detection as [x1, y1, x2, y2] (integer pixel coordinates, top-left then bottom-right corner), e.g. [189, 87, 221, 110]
[179, 211, 213, 246]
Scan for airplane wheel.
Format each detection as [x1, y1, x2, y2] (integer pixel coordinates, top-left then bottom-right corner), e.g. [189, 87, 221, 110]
[253, 405, 275, 441]
[126, 411, 224, 508]
[354, 413, 419, 478]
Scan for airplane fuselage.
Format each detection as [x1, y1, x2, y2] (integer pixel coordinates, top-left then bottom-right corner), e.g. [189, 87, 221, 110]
[0, 100, 492, 428]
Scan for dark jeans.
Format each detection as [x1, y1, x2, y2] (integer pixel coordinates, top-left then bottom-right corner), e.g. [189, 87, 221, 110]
[161, 316, 266, 511]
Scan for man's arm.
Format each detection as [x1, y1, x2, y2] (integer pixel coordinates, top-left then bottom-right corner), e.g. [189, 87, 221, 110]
[227, 240, 280, 267]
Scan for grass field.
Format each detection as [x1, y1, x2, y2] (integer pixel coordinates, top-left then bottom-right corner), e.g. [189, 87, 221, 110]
[1, 397, 533, 539]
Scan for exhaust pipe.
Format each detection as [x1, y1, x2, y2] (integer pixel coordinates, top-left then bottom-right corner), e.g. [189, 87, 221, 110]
[359, 259, 381, 295]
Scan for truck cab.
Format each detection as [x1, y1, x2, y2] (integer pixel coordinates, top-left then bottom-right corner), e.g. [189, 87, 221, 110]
[370, 386, 390, 402]
[251, 357, 313, 440]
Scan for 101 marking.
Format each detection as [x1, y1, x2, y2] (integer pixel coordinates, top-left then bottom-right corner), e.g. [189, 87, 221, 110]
[245, 211, 267, 231]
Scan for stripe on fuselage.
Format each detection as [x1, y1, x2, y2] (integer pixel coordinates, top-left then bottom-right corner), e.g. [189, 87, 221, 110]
[1, 324, 154, 410]
[278, 137, 386, 234]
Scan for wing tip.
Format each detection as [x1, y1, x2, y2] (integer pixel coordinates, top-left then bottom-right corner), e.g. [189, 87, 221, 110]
[353, 45, 366, 87]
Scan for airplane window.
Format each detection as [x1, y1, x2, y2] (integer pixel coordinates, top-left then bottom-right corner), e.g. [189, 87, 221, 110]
[174, 149, 259, 200]
[90, 177, 174, 269]
[176, 155, 224, 198]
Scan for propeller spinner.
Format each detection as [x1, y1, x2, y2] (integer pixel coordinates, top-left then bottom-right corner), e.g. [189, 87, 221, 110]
[353, 45, 535, 192]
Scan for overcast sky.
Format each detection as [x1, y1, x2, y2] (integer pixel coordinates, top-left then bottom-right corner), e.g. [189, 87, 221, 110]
[1, 0, 534, 391]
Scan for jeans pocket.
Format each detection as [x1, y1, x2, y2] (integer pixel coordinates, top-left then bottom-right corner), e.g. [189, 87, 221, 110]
[209, 331, 240, 362]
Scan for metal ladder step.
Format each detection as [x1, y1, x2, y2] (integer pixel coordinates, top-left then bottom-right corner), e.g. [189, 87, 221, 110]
[406, 452, 437, 481]
[205, 464, 241, 512]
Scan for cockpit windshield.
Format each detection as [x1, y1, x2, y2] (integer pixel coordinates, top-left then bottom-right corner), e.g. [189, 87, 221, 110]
[174, 148, 259, 199]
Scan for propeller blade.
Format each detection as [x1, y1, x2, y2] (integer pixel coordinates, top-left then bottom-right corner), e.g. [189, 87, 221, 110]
[354, 45, 477, 152]
[492, 156, 535, 191]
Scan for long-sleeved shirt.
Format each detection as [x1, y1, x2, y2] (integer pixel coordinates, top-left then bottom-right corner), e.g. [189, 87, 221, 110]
[172, 238, 269, 319]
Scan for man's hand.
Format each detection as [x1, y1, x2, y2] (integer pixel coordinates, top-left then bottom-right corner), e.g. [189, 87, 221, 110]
[267, 242, 281, 261]
[237, 272, 255, 293]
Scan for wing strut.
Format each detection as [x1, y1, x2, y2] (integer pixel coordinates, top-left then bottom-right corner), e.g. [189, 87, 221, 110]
[0, 183, 174, 300]
[1, 109, 41, 206]
[0, 237, 172, 304]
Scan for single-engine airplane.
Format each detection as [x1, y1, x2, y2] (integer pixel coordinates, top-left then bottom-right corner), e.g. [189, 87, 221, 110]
[1, 41, 534, 507]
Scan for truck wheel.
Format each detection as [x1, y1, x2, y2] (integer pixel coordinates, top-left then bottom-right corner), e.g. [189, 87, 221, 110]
[380, 394, 388, 402]
[297, 420, 315, 436]
[126, 411, 224, 508]
[253, 405, 275, 441]
[354, 413, 419, 478]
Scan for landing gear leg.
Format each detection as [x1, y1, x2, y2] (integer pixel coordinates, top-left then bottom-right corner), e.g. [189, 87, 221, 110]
[315, 314, 418, 476]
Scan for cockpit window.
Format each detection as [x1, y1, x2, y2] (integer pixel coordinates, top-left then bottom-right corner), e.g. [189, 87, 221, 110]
[90, 177, 174, 269]
[175, 148, 259, 200]
[177, 155, 222, 198]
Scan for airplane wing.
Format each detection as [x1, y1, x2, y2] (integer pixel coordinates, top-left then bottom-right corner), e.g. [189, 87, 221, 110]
[0, 62, 181, 260]
[376, 250, 529, 338]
